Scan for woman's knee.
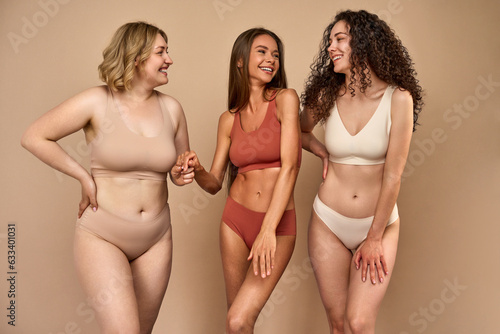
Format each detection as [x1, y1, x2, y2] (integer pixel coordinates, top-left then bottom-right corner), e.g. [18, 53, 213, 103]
[100, 320, 140, 334]
[325, 308, 345, 333]
[139, 323, 154, 334]
[345, 313, 372, 334]
[226, 310, 254, 334]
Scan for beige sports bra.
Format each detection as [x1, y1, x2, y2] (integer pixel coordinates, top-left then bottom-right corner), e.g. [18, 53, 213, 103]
[89, 88, 177, 181]
[324, 85, 395, 165]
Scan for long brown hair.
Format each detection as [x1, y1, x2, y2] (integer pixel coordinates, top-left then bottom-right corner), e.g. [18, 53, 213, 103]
[226, 28, 288, 191]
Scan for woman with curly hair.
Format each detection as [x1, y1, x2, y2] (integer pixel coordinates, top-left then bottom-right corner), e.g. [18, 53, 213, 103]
[301, 10, 422, 333]
[21, 22, 193, 333]
[179, 27, 301, 333]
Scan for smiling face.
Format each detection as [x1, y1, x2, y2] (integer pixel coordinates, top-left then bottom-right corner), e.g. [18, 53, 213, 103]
[328, 20, 351, 74]
[246, 34, 280, 85]
[136, 33, 173, 87]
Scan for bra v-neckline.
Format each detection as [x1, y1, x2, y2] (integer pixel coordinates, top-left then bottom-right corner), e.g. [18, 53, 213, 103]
[238, 100, 272, 134]
[109, 90, 165, 138]
[336, 86, 390, 137]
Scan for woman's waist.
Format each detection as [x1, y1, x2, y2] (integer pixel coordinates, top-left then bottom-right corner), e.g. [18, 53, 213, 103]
[319, 172, 382, 218]
[94, 178, 169, 217]
[91, 168, 167, 181]
[326, 162, 383, 187]
[81, 200, 170, 225]
[230, 168, 294, 211]
[232, 168, 279, 194]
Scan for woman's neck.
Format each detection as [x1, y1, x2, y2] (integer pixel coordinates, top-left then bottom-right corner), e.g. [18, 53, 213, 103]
[247, 84, 268, 112]
[344, 68, 385, 96]
[118, 84, 155, 103]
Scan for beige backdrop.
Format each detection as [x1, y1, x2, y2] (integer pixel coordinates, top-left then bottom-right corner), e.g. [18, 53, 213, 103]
[1, 0, 499, 333]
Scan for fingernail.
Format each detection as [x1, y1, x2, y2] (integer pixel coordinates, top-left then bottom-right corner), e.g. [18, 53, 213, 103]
[262, 274, 266, 278]
[380, 277, 384, 283]
[372, 279, 376, 284]
[362, 277, 366, 282]
[93, 207, 97, 212]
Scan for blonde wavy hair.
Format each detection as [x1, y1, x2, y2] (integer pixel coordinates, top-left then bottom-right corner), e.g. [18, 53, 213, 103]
[98, 22, 168, 91]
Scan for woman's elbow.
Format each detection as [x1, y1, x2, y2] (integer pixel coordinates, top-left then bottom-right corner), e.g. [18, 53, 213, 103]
[383, 172, 402, 186]
[20, 130, 36, 151]
[20, 135, 29, 150]
[282, 163, 300, 179]
[206, 185, 221, 195]
[201, 180, 222, 195]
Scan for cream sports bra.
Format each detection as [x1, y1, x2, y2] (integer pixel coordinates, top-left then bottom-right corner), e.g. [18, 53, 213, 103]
[324, 85, 395, 165]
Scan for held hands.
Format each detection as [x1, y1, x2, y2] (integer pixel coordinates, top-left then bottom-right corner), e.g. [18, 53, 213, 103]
[171, 151, 197, 185]
[248, 230, 276, 278]
[354, 238, 389, 284]
[178, 150, 203, 172]
[78, 176, 98, 218]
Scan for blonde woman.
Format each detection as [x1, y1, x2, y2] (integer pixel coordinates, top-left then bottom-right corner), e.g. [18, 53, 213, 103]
[22, 22, 193, 333]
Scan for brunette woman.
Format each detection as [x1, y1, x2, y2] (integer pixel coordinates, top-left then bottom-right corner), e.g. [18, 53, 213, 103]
[301, 10, 423, 333]
[179, 28, 301, 333]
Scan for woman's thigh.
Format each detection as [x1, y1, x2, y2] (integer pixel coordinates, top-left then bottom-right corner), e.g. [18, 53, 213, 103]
[345, 221, 400, 326]
[308, 209, 352, 325]
[73, 228, 140, 333]
[226, 234, 295, 323]
[131, 226, 173, 333]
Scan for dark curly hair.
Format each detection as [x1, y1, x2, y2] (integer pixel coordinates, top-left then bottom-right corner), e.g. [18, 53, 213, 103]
[301, 10, 423, 131]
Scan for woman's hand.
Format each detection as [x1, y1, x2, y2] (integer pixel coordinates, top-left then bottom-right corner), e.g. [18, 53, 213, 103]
[321, 155, 329, 180]
[78, 175, 98, 218]
[248, 230, 276, 278]
[180, 150, 203, 172]
[354, 238, 389, 284]
[170, 151, 196, 186]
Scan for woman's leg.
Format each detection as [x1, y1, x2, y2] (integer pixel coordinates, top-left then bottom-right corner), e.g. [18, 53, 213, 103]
[220, 222, 295, 334]
[131, 226, 173, 334]
[308, 210, 353, 334]
[344, 221, 400, 334]
[220, 222, 252, 309]
[73, 228, 140, 333]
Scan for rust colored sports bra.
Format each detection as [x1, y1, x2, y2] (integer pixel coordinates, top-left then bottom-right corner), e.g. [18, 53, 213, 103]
[89, 88, 177, 181]
[229, 96, 299, 174]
